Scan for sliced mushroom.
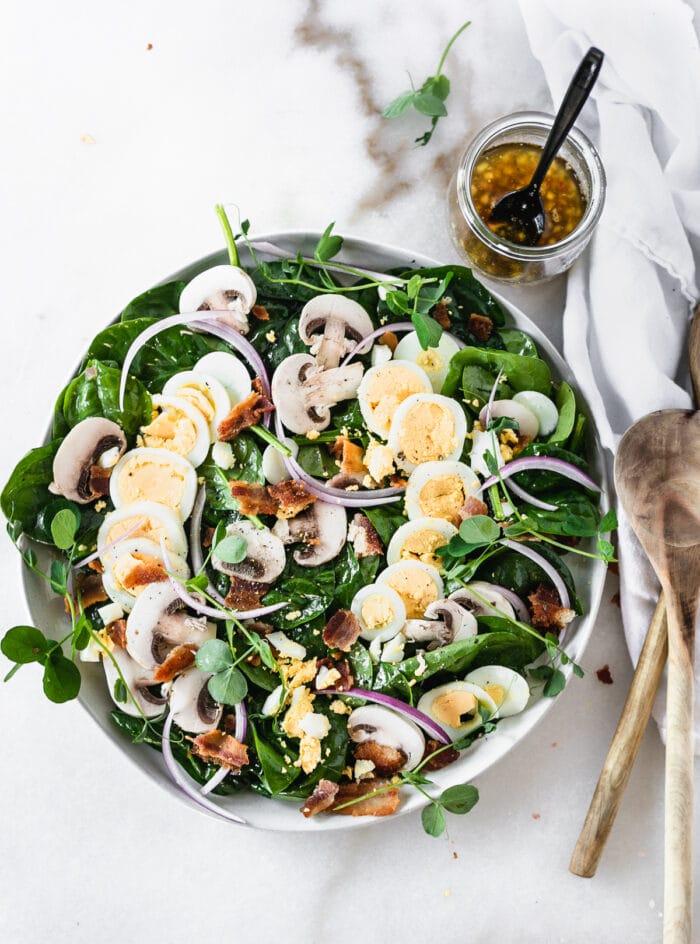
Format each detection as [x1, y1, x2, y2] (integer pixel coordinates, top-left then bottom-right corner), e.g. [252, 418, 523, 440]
[212, 519, 286, 583]
[424, 599, 478, 641]
[51, 417, 127, 504]
[179, 264, 257, 334]
[102, 645, 166, 718]
[403, 618, 451, 648]
[126, 582, 214, 671]
[168, 667, 223, 733]
[298, 294, 374, 369]
[449, 581, 516, 620]
[272, 500, 346, 566]
[347, 705, 425, 772]
[271, 354, 363, 435]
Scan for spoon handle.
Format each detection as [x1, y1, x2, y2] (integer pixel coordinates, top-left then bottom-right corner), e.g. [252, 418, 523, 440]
[663, 582, 696, 944]
[530, 47, 604, 191]
[569, 594, 668, 877]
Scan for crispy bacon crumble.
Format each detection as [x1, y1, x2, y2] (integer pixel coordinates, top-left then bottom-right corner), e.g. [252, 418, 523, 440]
[347, 513, 383, 558]
[468, 312, 494, 341]
[322, 610, 362, 652]
[300, 779, 339, 818]
[217, 378, 274, 441]
[331, 779, 400, 817]
[528, 583, 575, 632]
[153, 644, 196, 683]
[190, 730, 249, 772]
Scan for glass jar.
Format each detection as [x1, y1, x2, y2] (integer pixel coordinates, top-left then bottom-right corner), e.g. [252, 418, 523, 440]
[448, 111, 605, 284]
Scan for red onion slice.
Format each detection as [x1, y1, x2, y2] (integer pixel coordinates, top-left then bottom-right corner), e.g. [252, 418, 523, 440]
[200, 702, 248, 796]
[189, 486, 227, 606]
[489, 585, 531, 623]
[72, 516, 145, 570]
[505, 480, 559, 512]
[483, 366, 504, 429]
[161, 713, 247, 824]
[340, 321, 413, 365]
[478, 456, 601, 495]
[498, 538, 571, 610]
[317, 686, 450, 744]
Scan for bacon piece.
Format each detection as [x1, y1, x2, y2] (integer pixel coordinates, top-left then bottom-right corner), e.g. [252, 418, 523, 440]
[379, 331, 398, 352]
[120, 561, 168, 591]
[354, 741, 406, 776]
[330, 436, 368, 481]
[347, 513, 383, 558]
[322, 610, 362, 652]
[268, 479, 316, 519]
[300, 779, 340, 818]
[431, 301, 451, 329]
[106, 618, 127, 649]
[528, 583, 575, 632]
[331, 779, 400, 817]
[389, 474, 408, 487]
[251, 304, 270, 321]
[229, 481, 279, 516]
[88, 464, 112, 498]
[421, 738, 460, 771]
[316, 656, 354, 691]
[88, 558, 104, 574]
[217, 378, 274, 441]
[153, 644, 196, 683]
[468, 312, 493, 341]
[596, 664, 614, 685]
[66, 573, 109, 613]
[458, 495, 489, 520]
[202, 526, 215, 549]
[225, 576, 269, 610]
[190, 730, 249, 772]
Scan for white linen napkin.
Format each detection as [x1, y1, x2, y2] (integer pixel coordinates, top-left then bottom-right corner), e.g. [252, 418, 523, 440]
[517, 0, 700, 749]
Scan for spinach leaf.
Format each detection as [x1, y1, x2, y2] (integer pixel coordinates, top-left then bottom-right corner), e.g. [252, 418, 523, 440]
[461, 364, 513, 412]
[119, 281, 185, 322]
[250, 721, 301, 795]
[396, 264, 507, 329]
[252, 260, 330, 304]
[510, 442, 589, 493]
[332, 544, 381, 609]
[1, 441, 60, 539]
[296, 444, 338, 480]
[198, 435, 264, 522]
[443, 346, 551, 399]
[518, 489, 600, 538]
[476, 544, 581, 614]
[61, 359, 152, 436]
[361, 504, 407, 548]
[33, 496, 105, 549]
[228, 434, 265, 484]
[498, 328, 539, 358]
[548, 382, 576, 444]
[347, 642, 374, 689]
[373, 662, 414, 701]
[198, 460, 238, 513]
[263, 566, 335, 631]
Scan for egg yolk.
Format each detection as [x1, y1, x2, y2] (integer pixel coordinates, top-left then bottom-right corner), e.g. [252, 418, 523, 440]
[399, 529, 448, 569]
[397, 401, 456, 465]
[116, 455, 188, 511]
[431, 690, 478, 728]
[384, 568, 438, 619]
[361, 594, 394, 630]
[415, 348, 443, 377]
[173, 383, 216, 423]
[484, 683, 506, 707]
[364, 365, 429, 434]
[418, 475, 466, 524]
[105, 514, 170, 549]
[139, 404, 198, 457]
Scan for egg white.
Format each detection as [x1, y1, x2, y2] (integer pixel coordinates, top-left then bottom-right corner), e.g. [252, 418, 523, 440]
[465, 665, 530, 718]
[405, 460, 480, 522]
[393, 331, 460, 393]
[97, 501, 188, 561]
[163, 370, 232, 441]
[110, 447, 198, 521]
[351, 583, 407, 642]
[513, 390, 559, 436]
[139, 395, 210, 468]
[195, 351, 252, 405]
[357, 360, 432, 438]
[417, 680, 499, 740]
[386, 517, 457, 568]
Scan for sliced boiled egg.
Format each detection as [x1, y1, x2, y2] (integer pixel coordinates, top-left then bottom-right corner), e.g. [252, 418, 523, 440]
[513, 390, 559, 436]
[417, 680, 499, 740]
[405, 460, 480, 525]
[262, 437, 298, 485]
[376, 560, 444, 619]
[101, 538, 189, 612]
[351, 583, 406, 642]
[465, 665, 530, 718]
[97, 501, 187, 560]
[388, 393, 467, 472]
[138, 395, 210, 468]
[195, 351, 252, 406]
[357, 360, 432, 438]
[162, 370, 232, 441]
[393, 331, 460, 393]
[110, 447, 198, 521]
[469, 428, 504, 478]
[386, 517, 457, 569]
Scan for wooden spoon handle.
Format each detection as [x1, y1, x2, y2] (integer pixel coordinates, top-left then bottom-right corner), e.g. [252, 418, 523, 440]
[569, 595, 668, 878]
[663, 587, 695, 944]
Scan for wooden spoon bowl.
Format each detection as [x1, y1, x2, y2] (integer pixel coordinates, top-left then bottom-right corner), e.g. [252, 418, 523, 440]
[615, 409, 700, 944]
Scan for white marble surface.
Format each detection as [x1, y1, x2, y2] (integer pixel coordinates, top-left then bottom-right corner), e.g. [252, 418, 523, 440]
[1, 2, 698, 942]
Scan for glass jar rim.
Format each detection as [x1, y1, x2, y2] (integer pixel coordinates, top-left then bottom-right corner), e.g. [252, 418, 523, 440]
[456, 110, 606, 261]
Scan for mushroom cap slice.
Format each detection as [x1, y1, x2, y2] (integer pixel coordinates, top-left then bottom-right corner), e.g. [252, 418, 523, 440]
[298, 294, 374, 369]
[126, 582, 215, 670]
[51, 417, 127, 504]
[424, 599, 478, 642]
[211, 519, 286, 583]
[273, 501, 347, 567]
[449, 581, 515, 620]
[347, 705, 425, 772]
[169, 667, 223, 734]
[179, 264, 257, 335]
[271, 354, 364, 435]
[102, 646, 166, 718]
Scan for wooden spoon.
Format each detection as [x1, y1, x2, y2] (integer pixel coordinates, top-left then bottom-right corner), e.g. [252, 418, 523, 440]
[615, 410, 700, 944]
[570, 306, 700, 880]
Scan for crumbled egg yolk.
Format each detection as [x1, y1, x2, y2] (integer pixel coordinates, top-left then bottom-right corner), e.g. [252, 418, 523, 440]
[415, 347, 443, 378]
[138, 403, 198, 457]
[361, 594, 394, 630]
[419, 475, 466, 524]
[397, 401, 455, 465]
[384, 568, 439, 619]
[364, 365, 428, 434]
[364, 440, 395, 482]
[399, 528, 448, 569]
[105, 514, 168, 548]
[432, 690, 479, 728]
[298, 735, 322, 774]
[281, 686, 316, 738]
[115, 454, 188, 510]
[279, 657, 317, 692]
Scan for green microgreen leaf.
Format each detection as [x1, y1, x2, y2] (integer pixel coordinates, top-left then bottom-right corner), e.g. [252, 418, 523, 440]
[42, 651, 81, 703]
[412, 310, 442, 349]
[421, 802, 447, 837]
[50, 507, 80, 550]
[186, 573, 209, 594]
[314, 222, 344, 263]
[488, 416, 519, 435]
[440, 784, 479, 815]
[195, 639, 233, 674]
[412, 91, 448, 117]
[208, 665, 248, 705]
[50, 560, 70, 596]
[72, 612, 92, 651]
[114, 678, 128, 703]
[213, 533, 248, 565]
[457, 515, 500, 547]
[599, 509, 618, 533]
[483, 449, 500, 476]
[543, 667, 566, 697]
[382, 90, 417, 119]
[1, 625, 50, 664]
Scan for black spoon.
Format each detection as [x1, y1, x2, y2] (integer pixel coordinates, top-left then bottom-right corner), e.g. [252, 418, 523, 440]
[488, 46, 604, 247]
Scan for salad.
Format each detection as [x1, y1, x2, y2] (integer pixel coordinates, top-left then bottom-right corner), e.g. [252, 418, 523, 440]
[0, 213, 614, 835]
